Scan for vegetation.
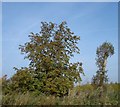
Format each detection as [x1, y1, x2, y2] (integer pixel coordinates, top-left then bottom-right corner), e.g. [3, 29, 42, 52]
[92, 42, 115, 100]
[1, 21, 119, 106]
[4, 21, 84, 97]
[92, 42, 114, 88]
[2, 83, 119, 105]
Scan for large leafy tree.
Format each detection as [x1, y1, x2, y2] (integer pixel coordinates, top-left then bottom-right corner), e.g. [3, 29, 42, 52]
[15, 21, 84, 96]
[92, 42, 114, 89]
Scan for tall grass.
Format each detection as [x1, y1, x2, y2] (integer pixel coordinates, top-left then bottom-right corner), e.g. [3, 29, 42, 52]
[2, 83, 119, 105]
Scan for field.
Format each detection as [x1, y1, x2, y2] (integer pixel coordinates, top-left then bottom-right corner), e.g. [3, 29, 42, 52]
[1, 83, 119, 106]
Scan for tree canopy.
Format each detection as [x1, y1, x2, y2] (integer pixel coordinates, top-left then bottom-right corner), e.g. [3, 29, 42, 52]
[8, 21, 84, 96]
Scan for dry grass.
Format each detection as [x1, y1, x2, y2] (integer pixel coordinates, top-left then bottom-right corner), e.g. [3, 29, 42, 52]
[2, 83, 119, 106]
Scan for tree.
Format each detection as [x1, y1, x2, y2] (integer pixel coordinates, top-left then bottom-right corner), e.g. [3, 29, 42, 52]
[10, 67, 43, 93]
[15, 21, 84, 96]
[2, 75, 10, 95]
[92, 42, 114, 90]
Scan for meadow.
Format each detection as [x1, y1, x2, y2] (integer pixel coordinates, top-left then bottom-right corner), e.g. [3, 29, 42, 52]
[1, 81, 119, 106]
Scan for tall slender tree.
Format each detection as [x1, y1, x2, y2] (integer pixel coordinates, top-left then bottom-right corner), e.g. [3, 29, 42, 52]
[92, 42, 114, 89]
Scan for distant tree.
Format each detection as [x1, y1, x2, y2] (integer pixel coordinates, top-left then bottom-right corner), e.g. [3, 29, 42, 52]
[92, 42, 114, 90]
[13, 21, 84, 96]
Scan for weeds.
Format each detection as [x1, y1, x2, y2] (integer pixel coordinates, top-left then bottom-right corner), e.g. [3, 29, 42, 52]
[2, 83, 119, 105]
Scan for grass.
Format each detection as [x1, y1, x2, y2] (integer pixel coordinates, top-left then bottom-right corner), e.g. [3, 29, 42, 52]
[2, 83, 119, 106]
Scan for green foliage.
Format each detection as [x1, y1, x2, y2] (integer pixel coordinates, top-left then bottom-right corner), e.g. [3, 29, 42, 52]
[2, 68, 44, 95]
[2, 75, 13, 95]
[11, 67, 43, 93]
[2, 21, 118, 105]
[92, 42, 114, 88]
[8, 21, 84, 96]
[2, 83, 119, 105]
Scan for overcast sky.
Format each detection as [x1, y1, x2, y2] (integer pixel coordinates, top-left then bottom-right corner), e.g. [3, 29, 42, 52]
[2, 2, 118, 83]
